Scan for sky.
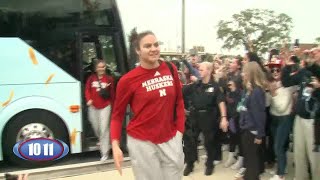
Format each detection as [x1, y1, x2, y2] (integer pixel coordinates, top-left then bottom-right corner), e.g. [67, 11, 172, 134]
[117, 0, 319, 55]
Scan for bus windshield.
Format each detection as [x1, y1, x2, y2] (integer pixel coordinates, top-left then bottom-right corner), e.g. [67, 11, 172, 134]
[0, 0, 113, 26]
[0, 0, 117, 79]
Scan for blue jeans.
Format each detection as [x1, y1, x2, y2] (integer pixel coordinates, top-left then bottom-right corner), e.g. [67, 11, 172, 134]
[270, 115, 293, 176]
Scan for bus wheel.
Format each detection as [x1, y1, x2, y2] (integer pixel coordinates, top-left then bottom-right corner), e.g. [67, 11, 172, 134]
[2, 109, 69, 167]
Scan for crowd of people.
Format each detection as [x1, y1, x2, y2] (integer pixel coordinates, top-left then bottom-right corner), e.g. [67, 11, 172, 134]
[83, 30, 320, 180]
[176, 47, 320, 180]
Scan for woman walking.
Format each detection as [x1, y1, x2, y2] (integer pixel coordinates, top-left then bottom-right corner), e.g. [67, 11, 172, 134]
[85, 59, 115, 161]
[110, 31, 185, 180]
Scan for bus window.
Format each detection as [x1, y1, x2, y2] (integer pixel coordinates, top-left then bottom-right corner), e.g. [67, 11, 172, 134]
[81, 34, 117, 80]
[0, 0, 116, 80]
[99, 35, 117, 74]
[82, 42, 98, 73]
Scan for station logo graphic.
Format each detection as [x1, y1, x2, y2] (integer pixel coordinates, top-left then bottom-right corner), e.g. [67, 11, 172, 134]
[13, 138, 69, 161]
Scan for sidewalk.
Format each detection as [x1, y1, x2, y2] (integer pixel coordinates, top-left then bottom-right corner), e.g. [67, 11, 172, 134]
[53, 154, 295, 180]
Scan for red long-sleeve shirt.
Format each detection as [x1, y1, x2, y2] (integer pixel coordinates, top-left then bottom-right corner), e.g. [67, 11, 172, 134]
[85, 74, 115, 109]
[110, 62, 185, 144]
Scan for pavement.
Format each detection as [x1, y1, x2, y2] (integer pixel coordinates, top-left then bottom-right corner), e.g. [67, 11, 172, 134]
[53, 154, 295, 180]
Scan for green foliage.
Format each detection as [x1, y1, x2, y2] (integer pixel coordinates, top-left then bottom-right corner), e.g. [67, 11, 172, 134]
[217, 9, 293, 54]
[316, 37, 320, 44]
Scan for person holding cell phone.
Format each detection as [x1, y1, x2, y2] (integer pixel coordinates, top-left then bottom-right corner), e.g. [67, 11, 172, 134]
[281, 49, 320, 180]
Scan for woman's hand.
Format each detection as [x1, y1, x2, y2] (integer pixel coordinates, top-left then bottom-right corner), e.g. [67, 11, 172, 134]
[112, 141, 124, 175]
[190, 75, 198, 82]
[177, 131, 183, 138]
[254, 138, 262, 144]
[220, 117, 229, 132]
[87, 100, 93, 106]
[227, 81, 236, 92]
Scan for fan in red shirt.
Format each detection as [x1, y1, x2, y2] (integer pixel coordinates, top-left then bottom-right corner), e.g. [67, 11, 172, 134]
[85, 59, 115, 161]
[110, 31, 185, 179]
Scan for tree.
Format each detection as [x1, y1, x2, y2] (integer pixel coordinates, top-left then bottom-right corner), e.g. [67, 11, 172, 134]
[128, 27, 139, 68]
[316, 37, 320, 44]
[217, 9, 293, 54]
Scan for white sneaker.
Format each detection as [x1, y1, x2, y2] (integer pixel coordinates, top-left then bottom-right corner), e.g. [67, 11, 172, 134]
[100, 155, 109, 162]
[234, 168, 246, 178]
[266, 170, 276, 175]
[214, 160, 221, 165]
[231, 156, 244, 170]
[269, 175, 285, 180]
[224, 152, 237, 168]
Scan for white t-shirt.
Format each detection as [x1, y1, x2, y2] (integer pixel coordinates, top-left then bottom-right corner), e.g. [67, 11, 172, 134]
[269, 85, 296, 116]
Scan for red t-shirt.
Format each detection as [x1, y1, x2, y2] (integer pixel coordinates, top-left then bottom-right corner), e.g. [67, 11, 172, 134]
[110, 62, 185, 144]
[85, 74, 115, 109]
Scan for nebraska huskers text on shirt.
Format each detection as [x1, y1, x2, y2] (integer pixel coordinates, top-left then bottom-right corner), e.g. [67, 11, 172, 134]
[142, 75, 174, 95]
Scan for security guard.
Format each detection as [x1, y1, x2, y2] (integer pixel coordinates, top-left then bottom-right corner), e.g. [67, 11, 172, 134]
[183, 62, 228, 176]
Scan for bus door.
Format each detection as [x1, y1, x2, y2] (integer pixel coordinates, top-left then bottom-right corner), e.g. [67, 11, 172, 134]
[77, 29, 128, 152]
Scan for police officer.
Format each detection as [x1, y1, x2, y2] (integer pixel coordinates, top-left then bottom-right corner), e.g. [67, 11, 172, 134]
[183, 62, 228, 176]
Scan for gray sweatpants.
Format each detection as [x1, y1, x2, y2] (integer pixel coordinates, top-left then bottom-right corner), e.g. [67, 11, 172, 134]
[294, 115, 320, 180]
[127, 132, 184, 180]
[88, 105, 111, 157]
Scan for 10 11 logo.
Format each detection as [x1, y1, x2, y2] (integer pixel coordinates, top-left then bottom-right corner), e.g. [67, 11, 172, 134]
[13, 138, 69, 161]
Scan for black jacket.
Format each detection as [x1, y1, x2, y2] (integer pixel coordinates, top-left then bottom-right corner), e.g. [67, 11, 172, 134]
[281, 65, 315, 119]
[183, 80, 225, 111]
[183, 80, 225, 130]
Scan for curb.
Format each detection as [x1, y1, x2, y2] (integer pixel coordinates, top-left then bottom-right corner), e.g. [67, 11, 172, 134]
[0, 157, 131, 180]
[0, 146, 205, 180]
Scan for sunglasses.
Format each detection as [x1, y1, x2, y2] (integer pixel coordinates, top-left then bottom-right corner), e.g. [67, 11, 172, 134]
[271, 68, 280, 73]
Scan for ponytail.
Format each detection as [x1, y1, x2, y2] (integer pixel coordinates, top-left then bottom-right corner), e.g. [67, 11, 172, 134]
[128, 28, 154, 50]
[129, 28, 139, 50]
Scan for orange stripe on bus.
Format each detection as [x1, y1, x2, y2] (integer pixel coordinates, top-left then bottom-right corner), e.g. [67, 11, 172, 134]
[70, 128, 77, 145]
[28, 48, 38, 65]
[2, 90, 14, 107]
[45, 74, 55, 85]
